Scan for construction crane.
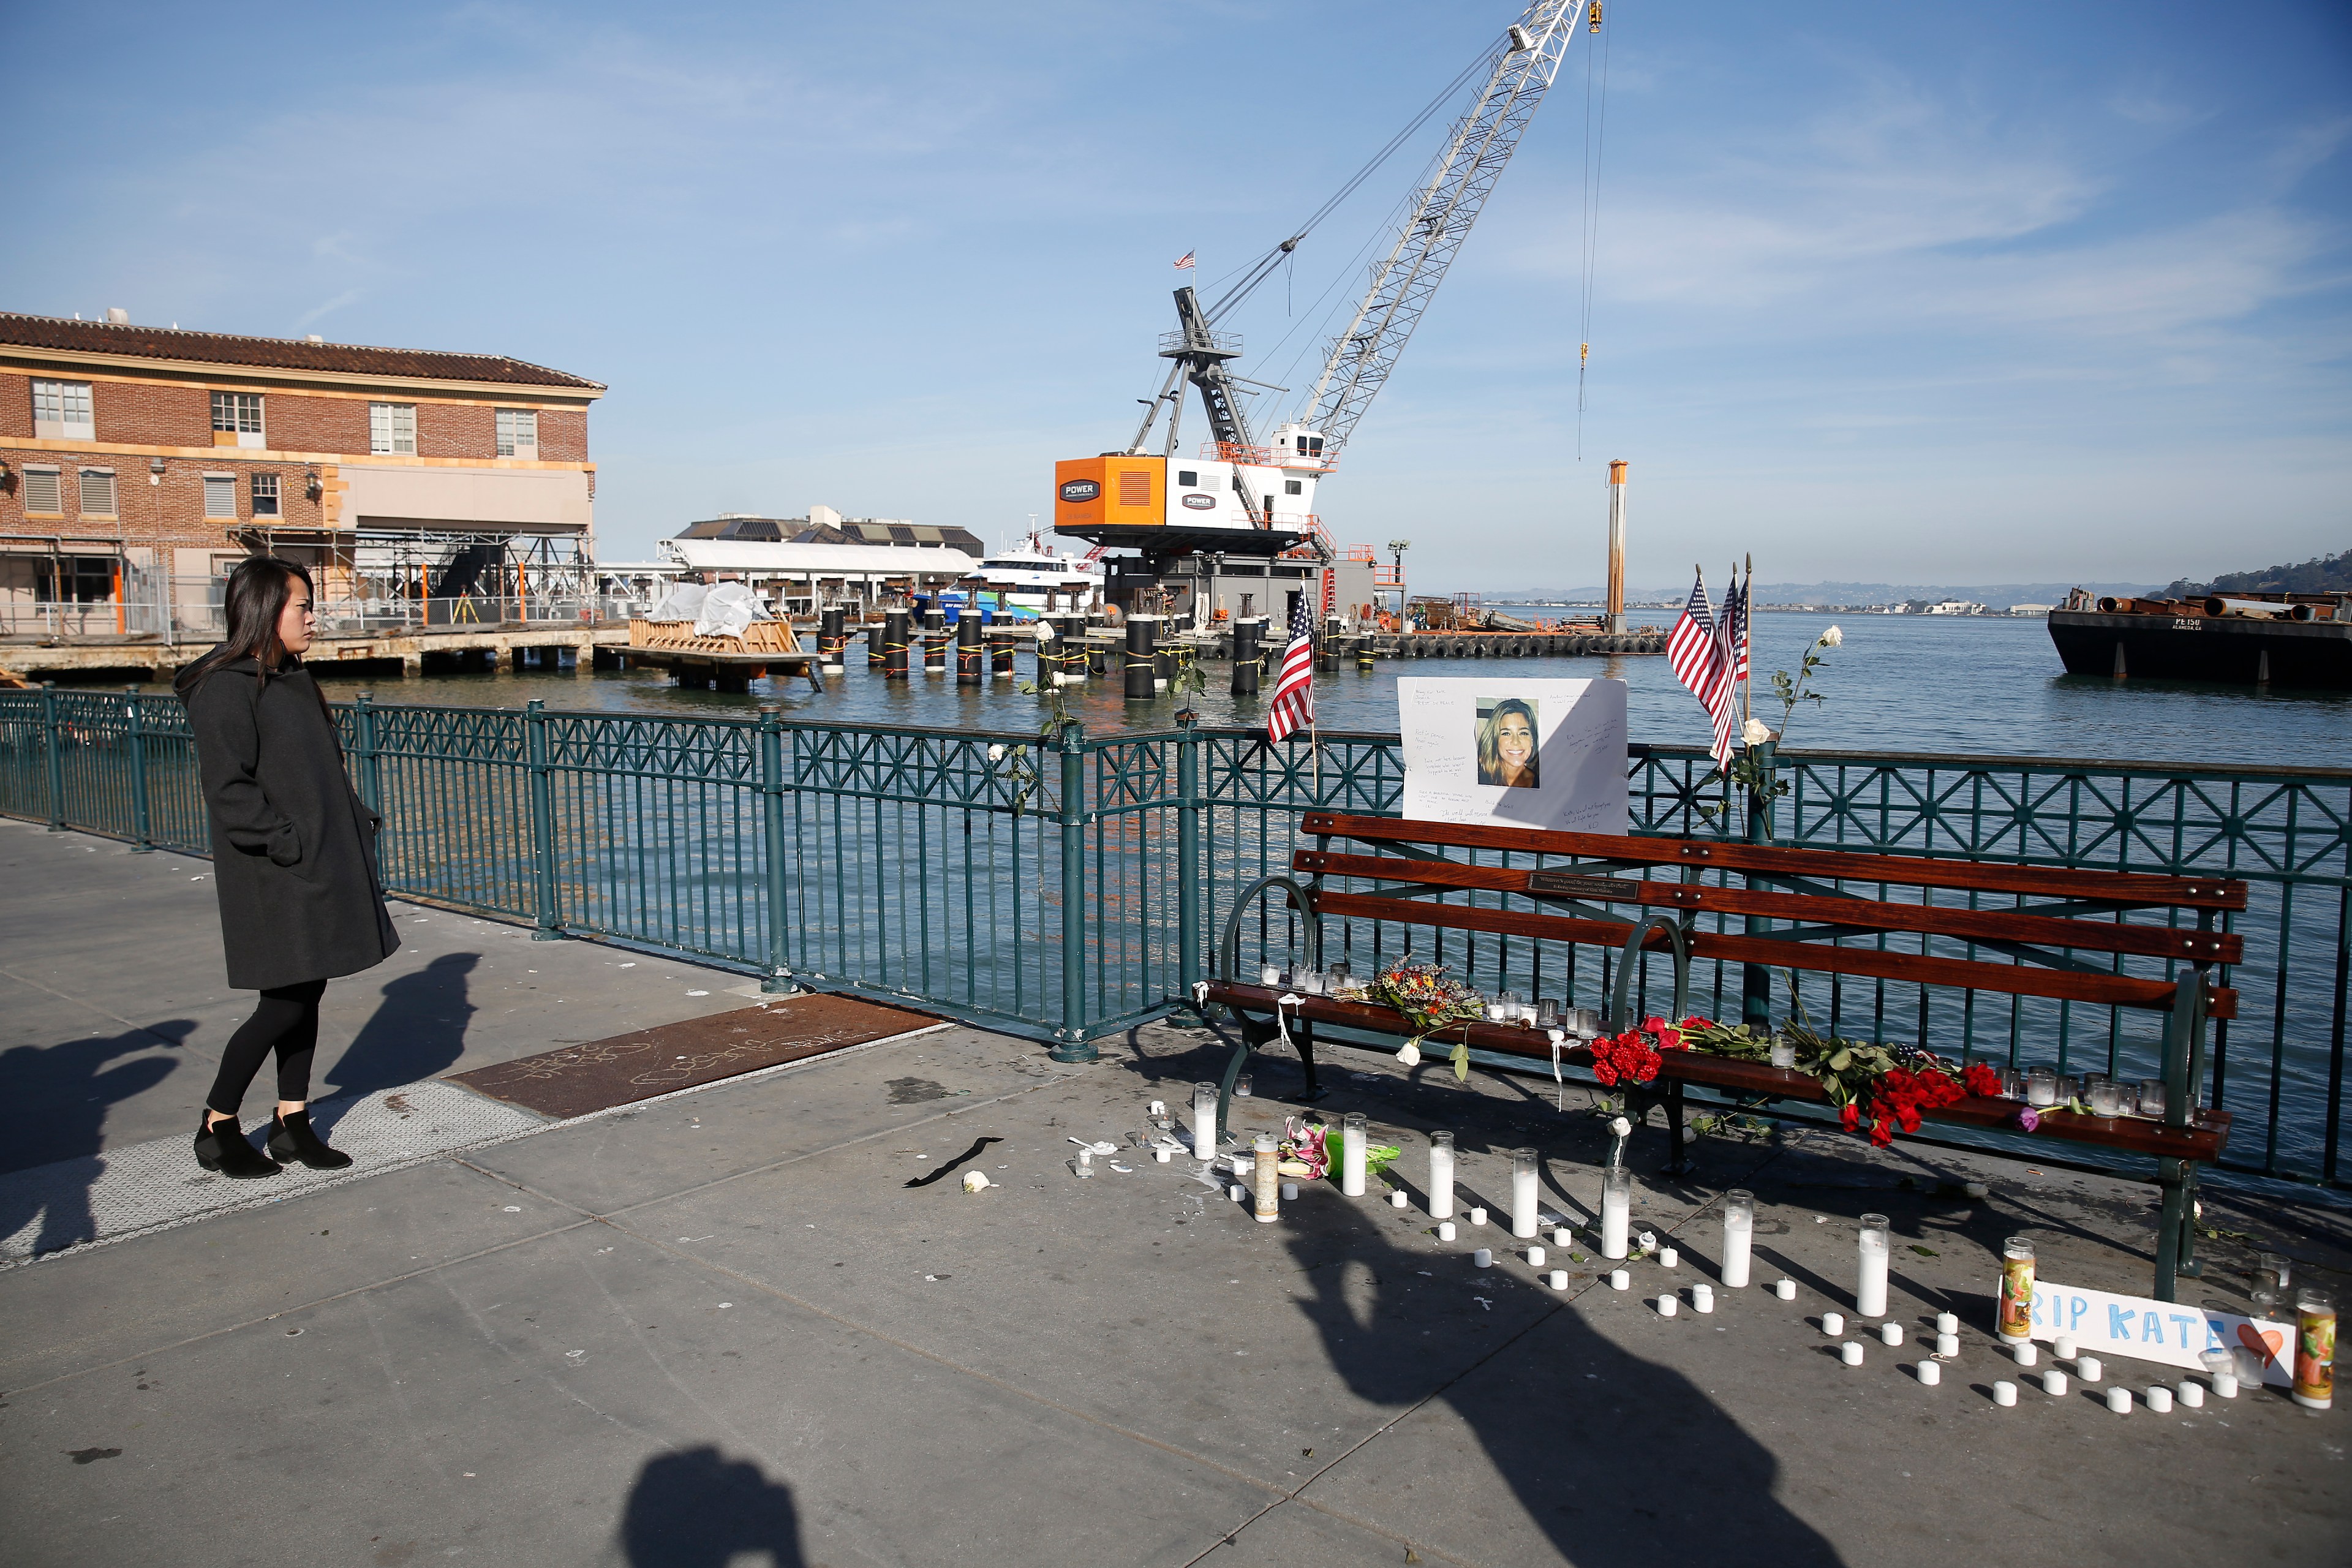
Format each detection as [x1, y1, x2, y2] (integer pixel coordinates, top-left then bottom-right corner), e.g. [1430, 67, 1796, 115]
[1054, 0, 1581, 578]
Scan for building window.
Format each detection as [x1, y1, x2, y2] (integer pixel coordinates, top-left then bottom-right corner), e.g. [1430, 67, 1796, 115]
[40, 556, 117, 604]
[1284, 480, 1303, 495]
[203, 473, 238, 519]
[251, 473, 281, 518]
[78, 469, 118, 516]
[32, 380, 95, 440]
[369, 402, 417, 455]
[23, 466, 64, 514]
[496, 409, 538, 458]
[211, 390, 265, 447]
[1177, 470, 1198, 487]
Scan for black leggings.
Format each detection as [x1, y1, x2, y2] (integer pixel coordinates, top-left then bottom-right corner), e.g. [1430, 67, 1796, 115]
[206, 979, 327, 1116]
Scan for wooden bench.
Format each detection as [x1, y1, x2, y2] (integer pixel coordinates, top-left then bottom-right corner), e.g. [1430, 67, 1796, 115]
[1199, 812, 2244, 1301]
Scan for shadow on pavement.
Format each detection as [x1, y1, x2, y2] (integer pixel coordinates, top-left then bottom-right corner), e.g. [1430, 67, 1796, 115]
[0, 1020, 191, 1256]
[1283, 1194, 1840, 1564]
[321, 953, 478, 1115]
[619, 1445, 805, 1567]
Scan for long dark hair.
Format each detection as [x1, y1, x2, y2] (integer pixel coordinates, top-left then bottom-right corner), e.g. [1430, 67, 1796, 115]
[173, 556, 315, 700]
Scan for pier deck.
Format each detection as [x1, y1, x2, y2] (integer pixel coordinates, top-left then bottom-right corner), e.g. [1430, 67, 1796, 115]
[0, 623, 630, 682]
[0, 817, 2343, 1567]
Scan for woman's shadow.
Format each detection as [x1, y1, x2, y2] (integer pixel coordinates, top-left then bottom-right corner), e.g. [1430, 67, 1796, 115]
[313, 953, 478, 1133]
[1286, 1193, 1839, 1564]
[619, 1444, 804, 1567]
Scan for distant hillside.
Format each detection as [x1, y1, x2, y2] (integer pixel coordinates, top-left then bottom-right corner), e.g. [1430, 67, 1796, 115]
[1488, 581, 2162, 611]
[2166, 549, 2351, 598]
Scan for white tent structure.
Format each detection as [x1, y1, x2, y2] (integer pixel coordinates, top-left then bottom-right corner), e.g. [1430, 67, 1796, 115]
[658, 538, 979, 615]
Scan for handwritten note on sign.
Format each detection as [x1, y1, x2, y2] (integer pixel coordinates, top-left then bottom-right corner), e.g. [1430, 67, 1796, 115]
[1397, 678, 1627, 833]
[2024, 1278, 2291, 1387]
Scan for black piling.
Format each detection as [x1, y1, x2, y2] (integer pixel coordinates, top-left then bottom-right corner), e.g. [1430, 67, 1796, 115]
[956, 612, 982, 685]
[1231, 617, 1262, 695]
[921, 605, 948, 675]
[990, 628, 1016, 677]
[819, 605, 846, 673]
[1123, 615, 1158, 700]
[883, 608, 911, 679]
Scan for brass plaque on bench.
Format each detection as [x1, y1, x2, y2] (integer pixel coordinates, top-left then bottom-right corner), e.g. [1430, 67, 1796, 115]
[1526, 870, 1642, 901]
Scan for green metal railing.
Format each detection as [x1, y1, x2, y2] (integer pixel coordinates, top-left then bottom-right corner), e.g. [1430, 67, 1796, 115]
[3, 687, 2345, 1186]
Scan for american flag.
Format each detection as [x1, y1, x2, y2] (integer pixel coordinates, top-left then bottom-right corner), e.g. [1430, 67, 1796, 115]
[1266, 594, 1316, 743]
[1667, 569, 1736, 766]
[1725, 569, 1749, 687]
[1173, 251, 1196, 270]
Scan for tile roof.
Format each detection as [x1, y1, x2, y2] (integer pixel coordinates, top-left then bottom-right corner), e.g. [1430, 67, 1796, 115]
[0, 312, 603, 390]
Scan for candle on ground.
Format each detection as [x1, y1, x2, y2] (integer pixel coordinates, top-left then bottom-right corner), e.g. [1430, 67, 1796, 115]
[1191, 1081, 1218, 1159]
[1548, 1268, 1569, 1290]
[2053, 1333, 2076, 1361]
[1474, 1248, 1493, 1268]
[1609, 1268, 1629, 1291]
[1282, 1182, 1298, 1200]
[1659, 1294, 1679, 1318]
[1230, 1183, 1246, 1201]
[1510, 1148, 1540, 1238]
[1437, 1221, 1456, 1242]
[1880, 1322, 1904, 1348]
[1935, 1311, 1959, 1336]
[1936, 1332, 1960, 1358]
[1528, 1245, 1547, 1267]
[2147, 1385, 2173, 1413]
[1839, 1341, 1863, 1365]
[2077, 1355, 2102, 1383]
[1389, 1191, 1408, 1208]
[1774, 1279, 1798, 1301]
[1997, 1236, 2035, 1343]
[2212, 1371, 2239, 1398]
[1552, 1226, 1572, 1247]
[1856, 1213, 1891, 1319]
[1822, 1312, 1845, 1337]
[2105, 1387, 2133, 1414]
[1427, 1131, 1456, 1219]
[1917, 1360, 1941, 1387]
[1721, 1190, 1755, 1288]
[2042, 1370, 2068, 1397]
[1600, 1169, 1632, 1260]
[2013, 1342, 2038, 1368]
[1659, 1248, 1679, 1269]
[2178, 1380, 2204, 1408]
[1693, 1284, 1714, 1314]
[1155, 1148, 1171, 1164]
[1253, 1133, 1280, 1224]
[1468, 1206, 1488, 1227]
[1341, 1112, 1368, 1197]
[1993, 1381, 2018, 1407]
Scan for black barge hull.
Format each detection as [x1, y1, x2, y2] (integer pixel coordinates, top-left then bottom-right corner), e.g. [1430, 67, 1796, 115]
[2048, 609, 2352, 688]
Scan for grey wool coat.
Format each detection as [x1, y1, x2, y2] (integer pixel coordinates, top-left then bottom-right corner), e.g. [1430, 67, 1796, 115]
[179, 655, 400, 990]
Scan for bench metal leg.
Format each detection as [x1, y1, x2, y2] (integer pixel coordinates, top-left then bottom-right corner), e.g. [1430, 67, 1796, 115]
[2177, 1161, 2203, 1280]
[2154, 1156, 2186, 1303]
[1213, 1033, 1253, 1152]
[1292, 1021, 1327, 1102]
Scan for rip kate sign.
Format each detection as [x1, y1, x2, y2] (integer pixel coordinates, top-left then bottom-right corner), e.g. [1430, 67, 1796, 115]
[2024, 1278, 2291, 1387]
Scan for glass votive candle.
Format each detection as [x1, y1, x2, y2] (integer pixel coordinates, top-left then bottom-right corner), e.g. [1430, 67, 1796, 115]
[1326, 960, 1351, 992]
[1535, 998, 1561, 1028]
[2000, 1066, 2028, 1099]
[2136, 1079, 2166, 1117]
[1769, 1036, 1798, 1069]
[2026, 1067, 2058, 1107]
[2089, 1080, 2123, 1117]
[1297, 970, 1325, 997]
[2083, 1071, 2113, 1098]
[2055, 1073, 2081, 1102]
[1498, 990, 1521, 1022]
[1485, 999, 1509, 1024]
[1571, 1006, 1603, 1038]
[2254, 1252, 2292, 1314]
[1235, 1073, 1254, 1098]
[1258, 962, 1281, 987]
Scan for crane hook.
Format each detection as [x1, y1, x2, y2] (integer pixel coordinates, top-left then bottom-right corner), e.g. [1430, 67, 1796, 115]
[1588, 2, 1604, 34]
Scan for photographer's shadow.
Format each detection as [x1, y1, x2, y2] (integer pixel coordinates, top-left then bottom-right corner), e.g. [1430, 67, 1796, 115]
[1286, 1194, 1838, 1564]
[620, 1444, 804, 1567]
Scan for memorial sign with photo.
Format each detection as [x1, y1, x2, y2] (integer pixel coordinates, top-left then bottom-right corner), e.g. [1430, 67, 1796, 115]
[1398, 677, 1628, 832]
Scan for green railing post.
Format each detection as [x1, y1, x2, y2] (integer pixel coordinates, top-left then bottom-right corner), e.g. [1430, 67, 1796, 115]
[524, 699, 564, 941]
[350, 692, 383, 818]
[758, 705, 800, 994]
[124, 687, 153, 852]
[1741, 738, 1777, 1031]
[40, 682, 64, 832]
[1049, 719, 1097, 1062]
[1176, 713, 1203, 1011]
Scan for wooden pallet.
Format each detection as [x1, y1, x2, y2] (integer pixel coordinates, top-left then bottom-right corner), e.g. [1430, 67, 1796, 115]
[628, 618, 806, 655]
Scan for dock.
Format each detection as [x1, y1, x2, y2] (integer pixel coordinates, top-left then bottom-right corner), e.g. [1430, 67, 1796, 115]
[0, 623, 630, 683]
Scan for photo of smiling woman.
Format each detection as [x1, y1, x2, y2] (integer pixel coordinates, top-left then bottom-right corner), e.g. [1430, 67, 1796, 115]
[1474, 696, 1540, 788]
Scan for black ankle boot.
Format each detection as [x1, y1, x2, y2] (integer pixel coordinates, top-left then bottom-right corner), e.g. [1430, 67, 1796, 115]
[195, 1116, 282, 1178]
[269, 1110, 353, 1170]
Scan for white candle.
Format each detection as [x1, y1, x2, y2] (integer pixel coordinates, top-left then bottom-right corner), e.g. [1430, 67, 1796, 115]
[1548, 1268, 1569, 1290]
[1282, 1182, 1298, 1200]
[1935, 1311, 1959, 1336]
[2014, 1343, 2039, 1368]
[1509, 1148, 1540, 1238]
[2178, 1380, 2203, 1408]
[1774, 1278, 1797, 1300]
[1721, 1189, 1755, 1289]
[2053, 1333, 2076, 1360]
[1528, 1245, 1547, 1267]
[1856, 1213, 1891, 1319]
[2106, 1386, 2133, 1414]
[1936, 1332, 1960, 1358]
[1437, 1220, 1456, 1241]
[2077, 1355, 2102, 1383]
[1428, 1133, 1455, 1219]
[1609, 1268, 1629, 1291]
[2146, 1385, 2173, 1413]
[1341, 1113, 1368, 1197]
[1693, 1284, 1714, 1314]
[1659, 1248, 1679, 1269]
[1474, 1248, 1493, 1268]
[1839, 1340, 1863, 1365]
[2212, 1371, 2239, 1398]
[1600, 1169, 1631, 1260]
[1155, 1148, 1171, 1163]
[1659, 1294, 1679, 1318]
[1231, 1183, 1247, 1201]
[1993, 1380, 2018, 1406]
[2042, 1370, 2068, 1397]
[1918, 1360, 1941, 1387]
[1468, 1206, 1488, 1227]
[1880, 1322, 1904, 1348]
[1389, 1190, 1408, 1208]
[1552, 1226, 1572, 1247]
[1191, 1081, 1218, 1158]
[1822, 1312, 1845, 1337]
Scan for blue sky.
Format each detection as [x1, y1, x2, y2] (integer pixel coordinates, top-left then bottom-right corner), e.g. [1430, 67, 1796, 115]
[10, 1, 2346, 590]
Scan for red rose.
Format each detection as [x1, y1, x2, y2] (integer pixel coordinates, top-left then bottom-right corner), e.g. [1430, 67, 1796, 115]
[1964, 1062, 2002, 1098]
[1870, 1115, 1896, 1147]
[1897, 1104, 1923, 1134]
[1839, 1102, 1861, 1130]
[1681, 1015, 1713, 1031]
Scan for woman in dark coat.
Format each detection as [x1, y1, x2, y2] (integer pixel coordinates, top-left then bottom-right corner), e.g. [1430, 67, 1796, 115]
[174, 557, 400, 1177]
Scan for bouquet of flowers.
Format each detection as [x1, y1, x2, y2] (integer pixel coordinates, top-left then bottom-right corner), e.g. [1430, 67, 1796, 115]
[1361, 957, 1487, 1079]
[1673, 1009, 2002, 1148]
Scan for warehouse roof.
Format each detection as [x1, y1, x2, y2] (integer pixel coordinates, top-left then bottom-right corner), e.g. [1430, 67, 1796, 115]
[0, 312, 604, 391]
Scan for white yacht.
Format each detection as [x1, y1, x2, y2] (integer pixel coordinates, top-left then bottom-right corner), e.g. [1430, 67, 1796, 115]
[959, 538, 1104, 617]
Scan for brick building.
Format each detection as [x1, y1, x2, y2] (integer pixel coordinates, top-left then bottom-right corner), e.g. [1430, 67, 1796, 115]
[0, 310, 602, 641]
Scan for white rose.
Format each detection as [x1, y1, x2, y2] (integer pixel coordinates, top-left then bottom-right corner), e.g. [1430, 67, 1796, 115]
[1610, 1115, 1632, 1137]
[1396, 1040, 1422, 1068]
[987, 744, 1006, 763]
[1035, 622, 1055, 642]
[1741, 718, 1771, 747]
[1819, 625, 1844, 647]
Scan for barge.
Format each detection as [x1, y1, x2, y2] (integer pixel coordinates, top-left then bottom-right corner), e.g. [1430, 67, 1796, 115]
[2046, 589, 2352, 688]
